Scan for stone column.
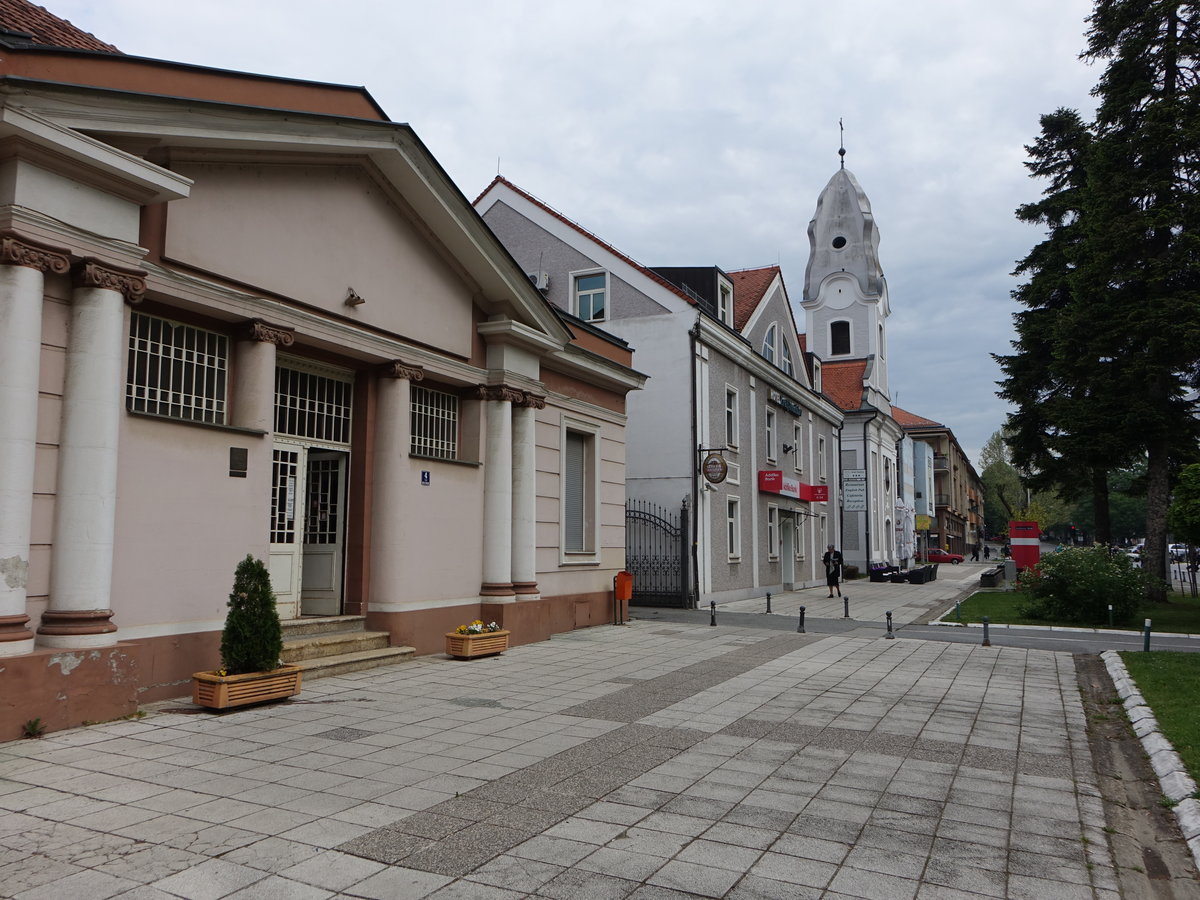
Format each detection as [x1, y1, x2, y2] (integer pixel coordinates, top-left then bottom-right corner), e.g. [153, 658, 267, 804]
[478, 385, 520, 597]
[370, 361, 423, 608]
[0, 234, 69, 657]
[39, 260, 145, 648]
[233, 319, 294, 431]
[511, 392, 544, 595]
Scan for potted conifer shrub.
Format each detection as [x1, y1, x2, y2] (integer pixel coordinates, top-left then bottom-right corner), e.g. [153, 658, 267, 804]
[192, 555, 302, 709]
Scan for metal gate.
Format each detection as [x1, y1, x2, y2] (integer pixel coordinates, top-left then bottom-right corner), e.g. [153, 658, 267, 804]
[625, 498, 691, 608]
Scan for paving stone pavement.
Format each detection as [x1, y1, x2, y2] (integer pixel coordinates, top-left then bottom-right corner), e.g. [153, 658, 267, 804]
[0, 615, 1134, 899]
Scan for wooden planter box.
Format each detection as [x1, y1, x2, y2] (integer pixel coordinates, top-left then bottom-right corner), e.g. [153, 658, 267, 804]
[192, 665, 302, 710]
[445, 630, 510, 659]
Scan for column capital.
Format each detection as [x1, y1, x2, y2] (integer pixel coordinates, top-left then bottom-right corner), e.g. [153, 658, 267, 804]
[515, 391, 546, 410]
[475, 384, 525, 403]
[72, 258, 146, 304]
[0, 230, 69, 274]
[381, 359, 425, 381]
[245, 318, 296, 346]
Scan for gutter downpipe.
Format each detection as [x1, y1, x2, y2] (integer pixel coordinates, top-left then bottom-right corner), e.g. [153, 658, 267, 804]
[862, 404, 880, 570]
[689, 318, 700, 609]
[836, 421, 845, 553]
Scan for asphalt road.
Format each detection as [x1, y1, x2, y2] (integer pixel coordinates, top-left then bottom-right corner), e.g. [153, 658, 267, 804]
[630, 606, 1200, 655]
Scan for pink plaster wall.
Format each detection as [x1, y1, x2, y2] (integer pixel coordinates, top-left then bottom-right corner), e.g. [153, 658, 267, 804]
[164, 162, 475, 356]
[111, 414, 270, 628]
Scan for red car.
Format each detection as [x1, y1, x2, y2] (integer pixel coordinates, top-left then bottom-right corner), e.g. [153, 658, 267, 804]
[919, 548, 964, 565]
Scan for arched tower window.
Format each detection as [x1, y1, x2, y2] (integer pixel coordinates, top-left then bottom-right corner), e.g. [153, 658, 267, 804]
[830, 321, 851, 356]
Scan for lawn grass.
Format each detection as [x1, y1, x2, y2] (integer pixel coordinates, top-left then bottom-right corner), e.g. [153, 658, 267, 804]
[1118, 652, 1200, 788]
[951, 588, 1200, 634]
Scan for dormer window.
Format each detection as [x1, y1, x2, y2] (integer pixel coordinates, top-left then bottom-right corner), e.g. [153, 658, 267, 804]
[812, 359, 822, 392]
[718, 280, 733, 326]
[762, 324, 777, 364]
[573, 270, 607, 322]
[830, 320, 851, 356]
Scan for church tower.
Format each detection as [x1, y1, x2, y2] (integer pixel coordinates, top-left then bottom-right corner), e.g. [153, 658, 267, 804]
[801, 157, 891, 402]
[800, 144, 903, 570]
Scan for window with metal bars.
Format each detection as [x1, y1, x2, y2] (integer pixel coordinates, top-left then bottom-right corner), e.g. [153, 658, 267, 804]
[274, 366, 352, 443]
[410, 385, 458, 459]
[126, 312, 228, 424]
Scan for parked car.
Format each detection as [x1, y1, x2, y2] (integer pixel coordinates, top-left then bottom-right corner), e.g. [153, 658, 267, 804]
[919, 548, 964, 565]
[1169, 544, 1188, 561]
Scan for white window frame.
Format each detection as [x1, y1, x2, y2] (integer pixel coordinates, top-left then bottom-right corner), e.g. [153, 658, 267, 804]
[560, 417, 601, 564]
[571, 268, 608, 323]
[727, 497, 741, 561]
[781, 341, 794, 377]
[718, 278, 733, 326]
[812, 359, 822, 392]
[127, 311, 228, 425]
[765, 408, 777, 463]
[819, 435, 827, 482]
[830, 319, 852, 356]
[793, 422, 804, 474]
[725, 386, 739, 449]
[410, 384, 458, 460]
[762, 323, 777, 364]
[767, 504, 779, 561]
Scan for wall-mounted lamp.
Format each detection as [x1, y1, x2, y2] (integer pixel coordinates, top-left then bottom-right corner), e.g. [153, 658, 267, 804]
[345, 287, 366, 307]
[781, 443, 795, 456]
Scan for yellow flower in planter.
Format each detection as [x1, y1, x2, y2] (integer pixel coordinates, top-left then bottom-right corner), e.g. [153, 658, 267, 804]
[455, 619, 501, 635]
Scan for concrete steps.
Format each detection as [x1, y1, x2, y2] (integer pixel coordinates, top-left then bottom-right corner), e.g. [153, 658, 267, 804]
[280, 615, 414, 680]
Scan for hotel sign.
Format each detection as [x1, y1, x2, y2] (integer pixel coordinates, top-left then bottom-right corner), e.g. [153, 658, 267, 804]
[843, 469, 867, 512]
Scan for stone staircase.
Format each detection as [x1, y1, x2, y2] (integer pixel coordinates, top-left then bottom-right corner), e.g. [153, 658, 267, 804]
[281, 615, 414, 680]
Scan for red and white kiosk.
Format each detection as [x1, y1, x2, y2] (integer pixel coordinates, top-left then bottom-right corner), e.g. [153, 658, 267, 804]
[1008, 520, 1041, 572]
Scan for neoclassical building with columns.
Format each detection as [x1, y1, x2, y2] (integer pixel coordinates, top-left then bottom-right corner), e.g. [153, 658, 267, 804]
[0, 10, 642, 737]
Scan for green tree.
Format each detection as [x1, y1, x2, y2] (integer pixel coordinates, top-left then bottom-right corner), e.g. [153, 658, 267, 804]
[996, 109, 1134, 544]
[1072, 0, 1200, 599]
[219, 555, 283, 675]
[1169, 463, 1200, 545]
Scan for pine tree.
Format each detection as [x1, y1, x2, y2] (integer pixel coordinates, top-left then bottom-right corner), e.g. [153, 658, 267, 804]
[219, 555, 283, 675]
[1073, 0, 1200, 597]
[996, 109, 1132, 541]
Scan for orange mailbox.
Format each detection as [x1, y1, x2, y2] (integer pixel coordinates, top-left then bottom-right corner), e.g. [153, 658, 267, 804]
[614, 571, 633, 624]
[1008, 520, 1041, 572]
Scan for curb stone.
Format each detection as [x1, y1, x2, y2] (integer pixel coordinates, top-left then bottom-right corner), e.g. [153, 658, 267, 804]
[1101, 649, 1200, 872]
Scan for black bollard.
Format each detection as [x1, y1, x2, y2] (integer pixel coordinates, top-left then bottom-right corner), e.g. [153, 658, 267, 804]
[1143, 618, 1151, 651]
[843, 595, 849, 619]
[710, 601, 717, 627]
[955, 599, 961, 622]
[885, 610, 894, 640]
[797, 606, 806, 634]
[766, 591, 772, 614]
[982, 615, 991, 647]
[1108, 604, 1113, 628]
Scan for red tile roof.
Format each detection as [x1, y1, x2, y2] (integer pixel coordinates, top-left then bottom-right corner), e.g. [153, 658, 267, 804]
[820, 359, 867, 411]
[728, 266, 778, 331]
[891, 405, 944, 428]
[797, 333, 807, 354]
[0, 0, 119, 52]
[476, 176, 696, 307]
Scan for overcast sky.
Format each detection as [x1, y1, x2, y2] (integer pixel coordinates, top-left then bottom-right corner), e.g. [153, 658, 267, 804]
[54, 0, 1102, 466]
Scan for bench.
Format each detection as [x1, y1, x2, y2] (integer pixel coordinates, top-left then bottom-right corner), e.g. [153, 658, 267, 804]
[980, 566, 1004, 588]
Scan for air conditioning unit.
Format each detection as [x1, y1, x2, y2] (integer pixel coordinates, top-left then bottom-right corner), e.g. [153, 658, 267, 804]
[527, 271, 551, 292]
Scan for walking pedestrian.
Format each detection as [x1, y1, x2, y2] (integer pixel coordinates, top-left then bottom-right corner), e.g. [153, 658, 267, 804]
[823, 544, 844, 598]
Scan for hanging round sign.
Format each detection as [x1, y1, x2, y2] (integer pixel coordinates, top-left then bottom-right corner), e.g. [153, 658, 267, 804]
[701, 453, 728, 484]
